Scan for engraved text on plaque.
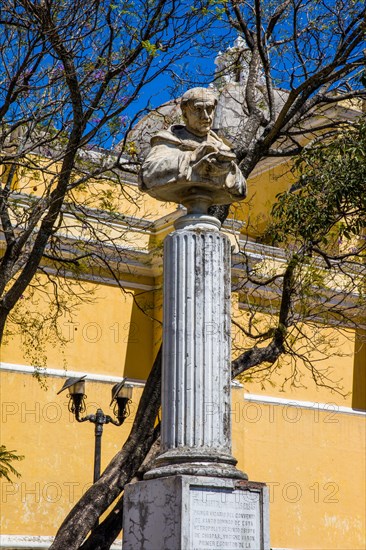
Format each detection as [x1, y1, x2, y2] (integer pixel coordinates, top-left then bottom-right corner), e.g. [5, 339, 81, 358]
[190, 486, 262, 550]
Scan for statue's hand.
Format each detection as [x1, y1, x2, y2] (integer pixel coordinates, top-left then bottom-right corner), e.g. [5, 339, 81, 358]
[190, 144, 219, 163]
[191, 153, 234, 178]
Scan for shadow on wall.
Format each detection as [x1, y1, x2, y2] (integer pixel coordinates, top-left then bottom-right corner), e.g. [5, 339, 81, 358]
[123, 291, 157, 381]
[352, 329, 366, 411]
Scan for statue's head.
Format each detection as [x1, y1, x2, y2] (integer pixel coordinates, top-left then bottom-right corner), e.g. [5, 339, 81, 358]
[180, 87, 218, 137]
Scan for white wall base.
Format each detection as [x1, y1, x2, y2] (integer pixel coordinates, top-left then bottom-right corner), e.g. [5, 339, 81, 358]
[0, 535, 122, 549]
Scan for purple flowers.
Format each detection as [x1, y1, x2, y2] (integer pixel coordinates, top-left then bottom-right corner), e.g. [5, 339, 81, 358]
[50, 63, 64, 78]
[93, 69, 105, 81]
[119, 115, 128, 126]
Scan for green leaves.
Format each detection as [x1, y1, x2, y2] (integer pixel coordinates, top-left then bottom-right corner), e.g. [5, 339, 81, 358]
[0, 445, 24, 482]
[266, 116, 366, 252]
[141, 40, 158, 57]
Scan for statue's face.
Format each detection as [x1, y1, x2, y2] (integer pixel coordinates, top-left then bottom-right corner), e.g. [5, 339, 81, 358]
[182, 99, 216, 137]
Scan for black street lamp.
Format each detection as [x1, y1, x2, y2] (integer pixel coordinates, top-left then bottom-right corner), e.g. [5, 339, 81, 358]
[57, 376, 133, 483]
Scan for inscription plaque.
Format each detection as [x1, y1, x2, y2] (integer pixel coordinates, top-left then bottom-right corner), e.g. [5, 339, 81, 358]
[123, 476, 269, 550]
[190, 486, 261, 550]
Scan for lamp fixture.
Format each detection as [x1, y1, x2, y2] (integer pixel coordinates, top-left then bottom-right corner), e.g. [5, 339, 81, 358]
[57, 375, 87, 417]
[110, 380, 133, 423]
[57, 376, 133, 483]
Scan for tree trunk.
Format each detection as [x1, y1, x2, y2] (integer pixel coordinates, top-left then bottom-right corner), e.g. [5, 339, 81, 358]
[0, 308, 7, 343]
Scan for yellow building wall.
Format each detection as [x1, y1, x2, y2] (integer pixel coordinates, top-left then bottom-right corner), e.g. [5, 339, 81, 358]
[240, 327, 358, 408]
[232, 160, 296, 237]
[232, 391, 366, 549]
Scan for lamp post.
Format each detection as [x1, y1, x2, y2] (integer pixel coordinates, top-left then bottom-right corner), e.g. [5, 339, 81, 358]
[57, 376, 133, 483]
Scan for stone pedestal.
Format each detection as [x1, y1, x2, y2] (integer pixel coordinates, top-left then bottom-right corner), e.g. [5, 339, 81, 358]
[123, 475, 270, 550]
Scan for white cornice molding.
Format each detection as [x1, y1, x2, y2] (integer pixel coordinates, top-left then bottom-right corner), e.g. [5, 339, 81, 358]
[1, 228, 363, 306]
[238, 297, 365, 329]
[243, 392, 366, 417]
[238, 239, 287, 261]
[152, 207, 185, 234]
[0, 362, 240, 390]
[40, 265, 157, 290]
[8, 192, 152, 233]
[2, 191, 245, 239]
[0, 362, 145, 387]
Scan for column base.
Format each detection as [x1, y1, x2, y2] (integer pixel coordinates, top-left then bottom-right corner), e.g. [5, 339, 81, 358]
[144, 447, 247, 480]
[123, 475, 270, 550]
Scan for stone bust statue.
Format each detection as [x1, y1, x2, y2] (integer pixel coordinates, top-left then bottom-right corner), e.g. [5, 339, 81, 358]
[139, 87, 246, 213]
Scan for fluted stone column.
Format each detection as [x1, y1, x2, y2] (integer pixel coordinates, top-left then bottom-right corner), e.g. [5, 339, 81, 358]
[146, 214, 244, 479]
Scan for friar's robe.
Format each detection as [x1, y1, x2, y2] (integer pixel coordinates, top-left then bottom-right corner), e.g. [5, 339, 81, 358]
[140, 125, 246, 201]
